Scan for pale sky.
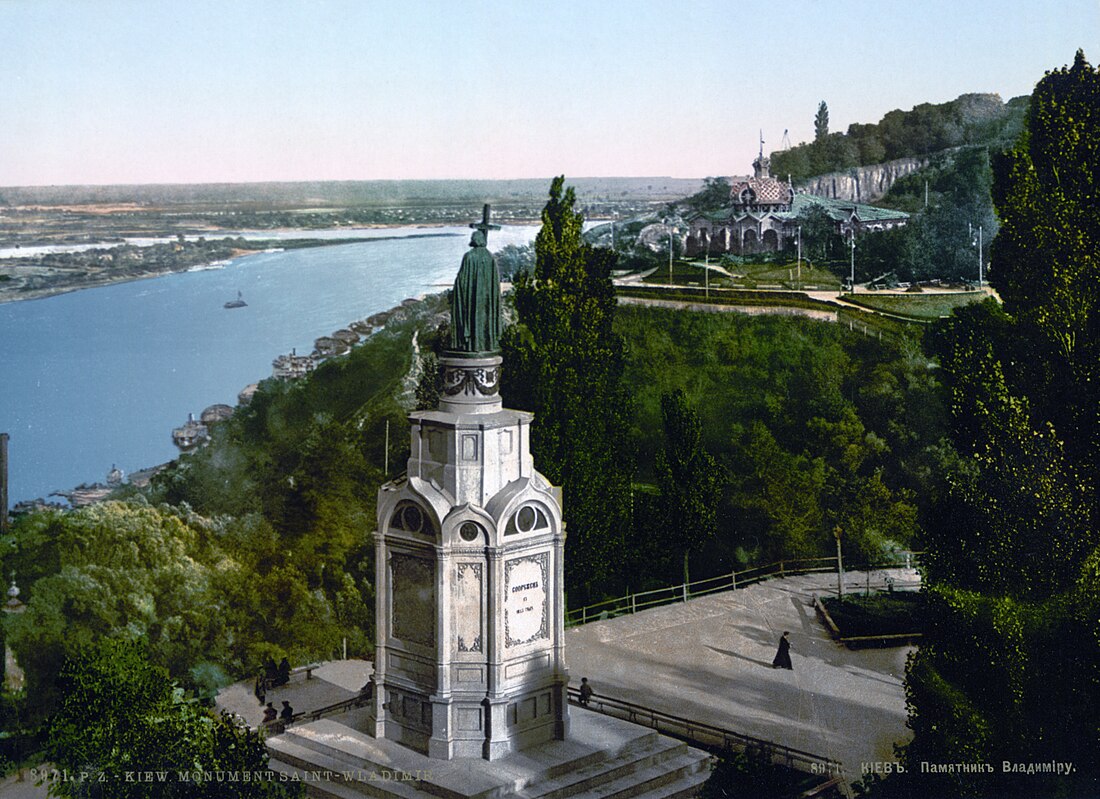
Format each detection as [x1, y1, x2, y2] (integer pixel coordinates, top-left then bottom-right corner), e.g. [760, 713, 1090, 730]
[1, 0, 1096, 186]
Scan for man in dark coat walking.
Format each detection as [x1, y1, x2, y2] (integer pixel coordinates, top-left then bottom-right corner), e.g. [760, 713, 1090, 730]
[772, 631, 793, 670]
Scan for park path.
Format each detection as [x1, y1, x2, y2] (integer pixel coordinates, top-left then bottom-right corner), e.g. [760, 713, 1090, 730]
[564, 568, 919, 785]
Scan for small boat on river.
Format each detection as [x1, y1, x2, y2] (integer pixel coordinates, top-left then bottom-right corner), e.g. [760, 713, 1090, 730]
[224, 291, 247, 309]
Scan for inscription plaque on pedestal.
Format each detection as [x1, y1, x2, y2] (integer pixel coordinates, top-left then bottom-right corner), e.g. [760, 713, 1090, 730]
[505, 554, 548, 646]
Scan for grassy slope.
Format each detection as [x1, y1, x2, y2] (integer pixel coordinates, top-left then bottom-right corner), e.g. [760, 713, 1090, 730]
[843, 291, 988, 320]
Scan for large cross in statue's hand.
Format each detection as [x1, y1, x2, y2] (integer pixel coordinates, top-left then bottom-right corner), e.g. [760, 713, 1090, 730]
[470, 204, 501, 244]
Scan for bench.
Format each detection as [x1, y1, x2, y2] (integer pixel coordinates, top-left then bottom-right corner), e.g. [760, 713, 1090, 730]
[289, 663, 322, 682]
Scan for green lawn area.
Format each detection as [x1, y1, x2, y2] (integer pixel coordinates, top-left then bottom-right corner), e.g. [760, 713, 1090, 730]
[845, 291, 989, 320]
[641, 259, 733, 286]
[642, 258, 843, 290]
[821, 591, 925, 638]
[735, 261, 843, 290]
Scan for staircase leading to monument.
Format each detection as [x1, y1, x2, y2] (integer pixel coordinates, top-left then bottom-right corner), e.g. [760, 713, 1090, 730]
[266, 706, 711, 799]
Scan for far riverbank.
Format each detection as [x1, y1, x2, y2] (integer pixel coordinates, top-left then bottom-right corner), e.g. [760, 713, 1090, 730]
[0, 232, 461, 305]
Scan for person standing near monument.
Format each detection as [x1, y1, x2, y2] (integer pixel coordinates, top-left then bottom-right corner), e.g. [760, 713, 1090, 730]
[772, 631, 793, 670]
[579, 677, 593, 706]
[449, 205, 501, 355]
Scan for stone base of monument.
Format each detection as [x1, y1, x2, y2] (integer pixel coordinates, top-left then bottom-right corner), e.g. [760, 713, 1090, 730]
[438, 355, 503, 415]
[266, 706, 711, 799]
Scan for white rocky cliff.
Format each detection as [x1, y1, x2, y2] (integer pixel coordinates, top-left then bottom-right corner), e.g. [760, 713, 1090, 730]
[800, 156, 929, 203]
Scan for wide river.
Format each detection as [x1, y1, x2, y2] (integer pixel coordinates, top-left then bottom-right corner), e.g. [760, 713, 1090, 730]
[0, 225, 539, 506]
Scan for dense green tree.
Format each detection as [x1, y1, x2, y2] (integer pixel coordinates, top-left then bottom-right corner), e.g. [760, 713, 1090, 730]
[889, 52, 1100, 799]
[988, 50, 1100, 468]
[794, 205, 843, 263]
[685, 177, 732, 213]
[923, 51, 1100, 597]
[46, 639, 300, 798]
[771, 93, 1025, 183]
[728, 422, 826, 561]
[700, 746, 803, 798]
[900, 148, 998, 282]
[654, 390, 722, 581]
[3, 501, 356, 718]
[618, 307, 926, 573]
[502, 177, 634, 600]
[810, 132, 860, 175]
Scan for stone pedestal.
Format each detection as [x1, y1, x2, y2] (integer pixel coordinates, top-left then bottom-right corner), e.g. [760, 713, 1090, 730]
[368, 355, 569, 760]
[438, 355, 503, 416]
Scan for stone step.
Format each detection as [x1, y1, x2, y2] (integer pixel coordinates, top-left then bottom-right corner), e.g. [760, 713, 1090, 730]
[274, 710, 666, 799]
[577, 752, 711, 799]
[269, 745, 712, 799]
[267, 738, 427, 799]
[269, 757, 429, 799]
[277, 719, 515, 799]
[266, 710, 710, 799]
[521, 738, 688, 799]
[268, 757, 359, 799]
[624, 767, 712, 799]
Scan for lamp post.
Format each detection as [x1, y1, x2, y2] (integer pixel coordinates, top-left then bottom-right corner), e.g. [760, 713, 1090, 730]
[796, 226, 802, 290]
[668, 227, 676, 286]
[704, 231, 712, 301]
[973, 224, 984, 289]
[849, 228, 856, 294]
[834, 525, 844, 598]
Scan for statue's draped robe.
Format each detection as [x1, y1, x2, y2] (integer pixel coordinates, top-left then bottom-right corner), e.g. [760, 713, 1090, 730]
[450, 232, 501, 354]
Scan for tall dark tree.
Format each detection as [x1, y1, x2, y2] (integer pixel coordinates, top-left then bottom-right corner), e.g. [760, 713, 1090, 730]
[814, 101, 830, 142]
[502, 177, 634, 601]
[655, 390, 722, 583]
[890, 52, 1100, 799]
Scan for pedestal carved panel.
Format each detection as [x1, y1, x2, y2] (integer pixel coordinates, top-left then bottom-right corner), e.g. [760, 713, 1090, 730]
[455, 563, 483, 653]
[391, 554, 435, 647]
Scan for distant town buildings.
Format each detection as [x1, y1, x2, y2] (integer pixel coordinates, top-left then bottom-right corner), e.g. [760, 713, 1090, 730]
[272, 349, 320, 380]
[172, 412, 210, 451]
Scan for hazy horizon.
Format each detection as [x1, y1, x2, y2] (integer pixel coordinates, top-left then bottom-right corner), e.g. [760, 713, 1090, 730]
[2, 0, 1096, 188]
[0, 175, 693, 191]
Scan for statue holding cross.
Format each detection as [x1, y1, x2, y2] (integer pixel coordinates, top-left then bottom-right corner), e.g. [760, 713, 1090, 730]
[449, 204, 502, 355]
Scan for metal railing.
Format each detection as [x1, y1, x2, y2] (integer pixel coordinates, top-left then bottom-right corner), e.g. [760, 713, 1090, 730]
[565, 553, 922, 627]
[567, 687, 845, 779]
[264, 691, 371, 736]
